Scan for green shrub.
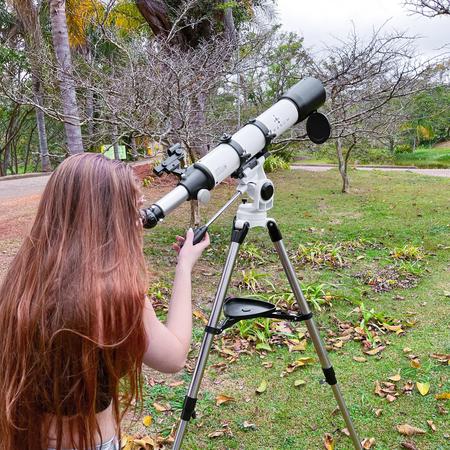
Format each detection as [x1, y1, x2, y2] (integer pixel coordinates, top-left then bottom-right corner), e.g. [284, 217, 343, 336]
[264, 155, 290, 172]
[395, 144, 413, 154]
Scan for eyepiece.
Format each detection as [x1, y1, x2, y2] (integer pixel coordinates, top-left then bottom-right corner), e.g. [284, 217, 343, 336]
[141, 205, 164, 228]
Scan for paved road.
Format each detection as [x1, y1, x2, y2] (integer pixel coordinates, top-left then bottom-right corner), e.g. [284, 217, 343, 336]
[291, 165, 450, 178]
[0, 165, 449, 202]
[0, 174, 51, 200]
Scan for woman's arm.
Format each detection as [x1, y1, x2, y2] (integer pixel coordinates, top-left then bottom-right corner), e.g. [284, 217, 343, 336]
[142, 229, 209, 373]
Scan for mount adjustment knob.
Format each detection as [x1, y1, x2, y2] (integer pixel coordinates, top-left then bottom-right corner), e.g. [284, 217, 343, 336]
[261, 182, 274, 201]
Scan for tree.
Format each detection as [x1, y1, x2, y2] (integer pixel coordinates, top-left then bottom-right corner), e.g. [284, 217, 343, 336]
[403, 0, 450, 17]
[311, 26, 435, 192]
[10, 0, 51, 171]
[49, 0, 84, 154]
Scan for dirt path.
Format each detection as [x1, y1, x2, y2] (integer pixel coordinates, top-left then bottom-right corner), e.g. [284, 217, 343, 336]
[0, 193, 43, 280]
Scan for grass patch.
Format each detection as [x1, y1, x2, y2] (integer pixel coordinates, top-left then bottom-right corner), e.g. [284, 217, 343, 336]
[296, 145, 450, 168]
[136, 169, 450, 449]
[395, 146, 450, 168]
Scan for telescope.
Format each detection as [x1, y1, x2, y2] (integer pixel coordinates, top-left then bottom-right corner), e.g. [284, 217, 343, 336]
[141, 77, 331, 229]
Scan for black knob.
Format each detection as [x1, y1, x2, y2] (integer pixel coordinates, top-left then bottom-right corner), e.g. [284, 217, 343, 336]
[261, 182, 274, 201]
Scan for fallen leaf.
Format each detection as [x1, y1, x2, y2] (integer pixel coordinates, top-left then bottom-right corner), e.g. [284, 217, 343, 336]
[193, 309, 208, 324]
[401, 441, 418, 450]
[215, 394, 235, 406]
[288, 339, 308, 352]
[153, 402, 171, 412]
[256, 380, 268, 394]
[168, 380, 184, 387]
[427, 420, 436, 432]
[386, 393, 397, 402]
[341, 428, 350, 436]
[410, 359, 421, 369]
[294, 379, 306, 387]
[286, 357, 315, 373]
[416, 382, 430, 396]
[389, 372, 401, 382]
[361, 437, 376, 449]
[430, 353, 450, 364]
[242, 420, 256, 430]
[353, 356, 367, 363]
[208, 430, 225, 438]
[383, 323, 404, 334]
[403, 381, 415, 394]
[262, 361, 273, 369]
[403, 347, 412, 353]
[364, 346, 385, 356]
[142, 415, 152, 427]
[133, 436, 157, 448]
[435, 392, 450, 400]
[374, 409, 382, 417]
[323, 433, 335, 450]
[396, 424, 426, 436]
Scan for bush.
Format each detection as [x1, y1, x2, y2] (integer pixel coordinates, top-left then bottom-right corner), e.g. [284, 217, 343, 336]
[264, 155, 290, 172]
[394, 144, 413, 154]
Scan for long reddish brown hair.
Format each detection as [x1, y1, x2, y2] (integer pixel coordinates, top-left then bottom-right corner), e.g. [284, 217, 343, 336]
[0, 153, 147, 450]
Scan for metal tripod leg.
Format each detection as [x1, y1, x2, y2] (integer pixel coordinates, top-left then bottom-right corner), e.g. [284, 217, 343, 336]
[266, 220, 362, 450]
[173, 223, 249, 450]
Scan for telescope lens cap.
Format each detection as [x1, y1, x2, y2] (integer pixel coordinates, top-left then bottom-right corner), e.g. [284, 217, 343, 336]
[306, 112, 331, 144]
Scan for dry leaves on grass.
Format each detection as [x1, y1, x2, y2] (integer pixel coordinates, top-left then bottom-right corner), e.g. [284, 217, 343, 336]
[121, 431, 174, 450]
[396, 424, 426, 436]
[435, 392, 450, 400]
[323, 433, 335, 449]
[208, 423, 233, 439]
[215, 394, 235, 406]
[361, 437, 376, 449]
[281, 357, 315, 376]
[356, 266, 419, 292]
[430, 353, 450, 365]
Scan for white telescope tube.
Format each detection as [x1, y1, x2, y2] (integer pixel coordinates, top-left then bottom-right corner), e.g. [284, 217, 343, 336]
[142, 77, 326, 228]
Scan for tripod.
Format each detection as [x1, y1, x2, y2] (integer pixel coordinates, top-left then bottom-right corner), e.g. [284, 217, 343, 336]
[173, 157, 362, 449]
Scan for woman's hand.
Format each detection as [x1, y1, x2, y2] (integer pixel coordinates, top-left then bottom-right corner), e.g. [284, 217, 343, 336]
[172, 228, 210, 272]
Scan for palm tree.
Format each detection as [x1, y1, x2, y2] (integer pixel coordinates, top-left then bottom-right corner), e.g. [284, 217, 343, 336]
[49, 0, 83, 154]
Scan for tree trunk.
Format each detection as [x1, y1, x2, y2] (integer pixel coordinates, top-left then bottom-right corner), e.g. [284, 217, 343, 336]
[12, 0, 51, 170]
[32, 76, 51, 171]
[113, 124, 120, 160]
[190, 199, 201, 228]
[388, 136, 395, 154]
[49, 0, 84, 154]
[130, 134, 139, 160]
[336, 137, 349, 193]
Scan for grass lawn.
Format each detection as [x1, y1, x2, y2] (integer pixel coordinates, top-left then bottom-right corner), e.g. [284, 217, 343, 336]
[394, 146, 450, 168]
[134, 169, 450, 449]
[296, 145, 450, 169]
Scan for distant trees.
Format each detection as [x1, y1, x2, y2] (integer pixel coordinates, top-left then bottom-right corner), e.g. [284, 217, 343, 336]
[0, 0, 448, 196]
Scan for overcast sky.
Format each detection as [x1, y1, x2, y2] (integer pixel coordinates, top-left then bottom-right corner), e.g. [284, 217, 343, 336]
[275, 0, 450, 59]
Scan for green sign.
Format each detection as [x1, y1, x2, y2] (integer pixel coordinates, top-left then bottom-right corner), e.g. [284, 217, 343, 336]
[101, 145, 127, 160]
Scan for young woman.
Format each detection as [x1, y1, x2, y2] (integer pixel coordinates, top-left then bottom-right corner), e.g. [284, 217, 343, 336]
[0, 153, 209, 450]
